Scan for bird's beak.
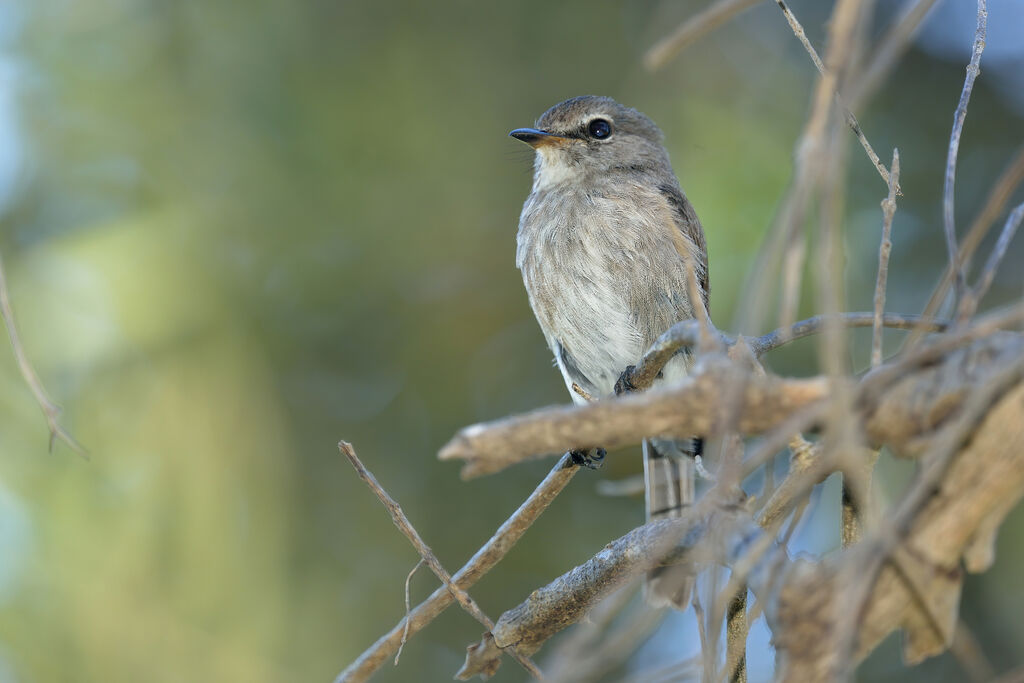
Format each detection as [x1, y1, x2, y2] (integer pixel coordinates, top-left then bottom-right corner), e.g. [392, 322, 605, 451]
[509, 128, 566, 148]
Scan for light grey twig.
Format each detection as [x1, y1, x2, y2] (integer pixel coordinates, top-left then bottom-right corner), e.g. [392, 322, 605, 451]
[0, 251, 86, 457]
[944, 0, 989, 302]
[873, 149, 901, 368]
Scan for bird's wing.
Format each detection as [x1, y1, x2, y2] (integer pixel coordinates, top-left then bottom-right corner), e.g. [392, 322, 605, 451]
[656, 181, 709, 311]
[554, 340, 602, 404]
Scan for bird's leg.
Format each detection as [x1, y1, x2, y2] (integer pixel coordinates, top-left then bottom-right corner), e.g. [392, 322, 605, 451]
[614, 365, 638, 395]
[569, 447, 607, 469]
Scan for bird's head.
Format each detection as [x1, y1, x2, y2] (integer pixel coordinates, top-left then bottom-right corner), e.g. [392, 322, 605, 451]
[509, 95, 670, 187]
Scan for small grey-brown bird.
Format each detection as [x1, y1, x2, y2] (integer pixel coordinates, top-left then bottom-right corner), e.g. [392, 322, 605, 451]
[510, 95, 709, 609]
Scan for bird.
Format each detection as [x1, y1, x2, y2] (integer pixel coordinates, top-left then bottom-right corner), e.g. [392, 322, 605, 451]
[509, 95, 709, 609]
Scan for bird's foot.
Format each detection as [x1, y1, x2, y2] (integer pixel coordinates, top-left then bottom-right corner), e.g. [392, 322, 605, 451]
[614, 365, 638, 396]
[569, 447, 607, 469]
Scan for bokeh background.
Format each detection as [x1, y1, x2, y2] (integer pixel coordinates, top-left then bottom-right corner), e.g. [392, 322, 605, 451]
[0, 1, 1023, 681]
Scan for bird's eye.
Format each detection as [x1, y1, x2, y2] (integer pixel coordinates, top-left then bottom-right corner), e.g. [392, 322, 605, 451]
[588, 119, 612, 139]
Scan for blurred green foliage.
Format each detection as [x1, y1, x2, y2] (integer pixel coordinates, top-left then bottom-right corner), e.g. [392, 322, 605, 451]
[0, 1, 1022, 681]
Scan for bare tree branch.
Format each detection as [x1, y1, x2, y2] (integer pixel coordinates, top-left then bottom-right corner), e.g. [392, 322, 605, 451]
[943, 0, 989, 302]
[339, 442, 542, 678]
[440, 359, 829, 479]
[453, 349, 1024, 679]
[335, 453, 580, 683]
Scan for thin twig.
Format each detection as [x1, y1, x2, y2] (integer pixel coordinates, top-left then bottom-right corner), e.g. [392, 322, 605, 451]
[872, 150, 901, 368]
[644, 0, 762, 70]
[773, 0, 897, 191]
[336, 452, 579, 683]
[338, 442, 543, 679]
[395, 559, 424, 665]
[907, 145, 1024, 349]
[748, 312, 946, 357]
[957, 203, 1024, 322]
[944, 0, 989, 303]
[0, 251, 86, 457]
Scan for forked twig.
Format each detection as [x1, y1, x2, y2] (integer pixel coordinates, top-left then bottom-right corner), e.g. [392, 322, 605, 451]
[336, 451, 579, 682]
[339, 441, 543, 679]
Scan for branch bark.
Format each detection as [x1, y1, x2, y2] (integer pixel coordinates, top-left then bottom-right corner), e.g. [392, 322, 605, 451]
[454, 357, 1024, 679]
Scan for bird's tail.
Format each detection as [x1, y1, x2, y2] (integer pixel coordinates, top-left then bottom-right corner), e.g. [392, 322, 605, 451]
[642, 437, 699, 609]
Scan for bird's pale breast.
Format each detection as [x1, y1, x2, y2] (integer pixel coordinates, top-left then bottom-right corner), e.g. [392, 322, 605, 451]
[516, 182, 696, 399]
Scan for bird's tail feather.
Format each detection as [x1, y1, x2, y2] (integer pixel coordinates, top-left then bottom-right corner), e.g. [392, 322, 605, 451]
[643, 437, 699, 609]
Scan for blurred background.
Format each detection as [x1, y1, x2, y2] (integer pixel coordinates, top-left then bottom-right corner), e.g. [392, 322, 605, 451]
[0, 0, 1022, 681]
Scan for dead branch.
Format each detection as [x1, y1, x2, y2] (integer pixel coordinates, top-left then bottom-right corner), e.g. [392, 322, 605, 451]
[456, 508, 757, 680]
[336, 452, 580, 683]
[439, 313, 951, 479]
[454, 358, 1024, 680]
[338, 442, 542, 678]
[944, 0, 989, 301]
[440, 358, 829, 479]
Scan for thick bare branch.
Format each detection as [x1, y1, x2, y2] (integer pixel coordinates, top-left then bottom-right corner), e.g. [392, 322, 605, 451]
[457, 508, 761, 679]
[440, 359, 829, 479]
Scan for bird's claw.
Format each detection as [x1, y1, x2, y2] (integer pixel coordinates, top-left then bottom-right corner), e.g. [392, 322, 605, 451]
[570, 447, 607, 469]
[614, 365, 638, 396]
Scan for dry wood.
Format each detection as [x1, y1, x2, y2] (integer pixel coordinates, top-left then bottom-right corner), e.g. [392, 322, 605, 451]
[336, 453, 580, 682]
[452, 353, 1024, 679]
